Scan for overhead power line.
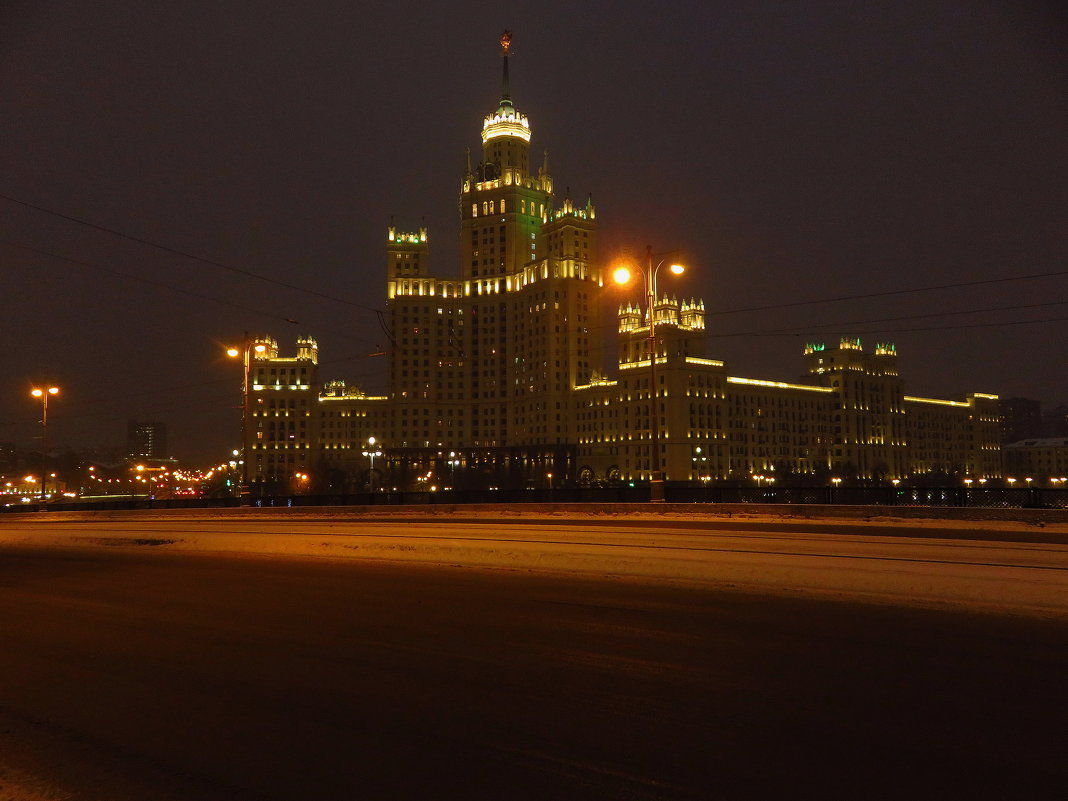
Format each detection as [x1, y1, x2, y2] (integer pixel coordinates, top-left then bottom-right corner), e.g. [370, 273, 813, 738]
[709, 268, 1068, 316]
[714, 299, 1068, 338]
[0, 239, 384, 349]
[0, 191, 381, 313]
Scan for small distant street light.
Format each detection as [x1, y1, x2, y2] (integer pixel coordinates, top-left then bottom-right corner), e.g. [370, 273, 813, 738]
[447, 451, 461, 488]
[614, 245, 686, 503]
[362, 436, 382, 492]
[30, 385, 59, 503]
[546, 472, 553, 490]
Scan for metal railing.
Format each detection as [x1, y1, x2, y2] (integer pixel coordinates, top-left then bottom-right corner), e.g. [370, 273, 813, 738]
[5, 486, 1066, 512]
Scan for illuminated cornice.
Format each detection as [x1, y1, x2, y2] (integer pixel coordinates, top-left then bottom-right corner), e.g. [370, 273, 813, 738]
[727, 376, 833, 393]
[388, 230, 427, 244]
[619, 358, 667, 370]
[685, 357, 725, 368]
[482, 107, 531, 143]
[574, 377, 618, 391]
[903, 395, 971, 407]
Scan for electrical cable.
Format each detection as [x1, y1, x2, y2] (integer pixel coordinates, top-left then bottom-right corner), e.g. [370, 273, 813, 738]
[0, 191, 382, 313]
[0, 238, 385, 349]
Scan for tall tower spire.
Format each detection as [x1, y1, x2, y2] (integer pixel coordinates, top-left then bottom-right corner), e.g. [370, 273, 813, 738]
[481, 29, 530, 177]
[500, 30, 512, 106]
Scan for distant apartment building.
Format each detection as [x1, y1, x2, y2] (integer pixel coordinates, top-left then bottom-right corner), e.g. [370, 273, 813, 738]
[1000, 397, 1043, 443]
[1004, 438, 1068, 480]
[1042, 404, 1068, 437]
[127, 420, 168, 460]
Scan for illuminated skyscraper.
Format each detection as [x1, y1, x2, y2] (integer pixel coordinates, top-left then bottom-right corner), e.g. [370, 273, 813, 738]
[385, 31, 602, 484]
[243, 34, 1002, 490]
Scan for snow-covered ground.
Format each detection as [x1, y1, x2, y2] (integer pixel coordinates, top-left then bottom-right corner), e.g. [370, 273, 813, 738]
[2, 509, 1067, 619]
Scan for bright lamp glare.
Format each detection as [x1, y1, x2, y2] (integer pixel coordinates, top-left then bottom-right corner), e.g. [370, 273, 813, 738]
[669, 264, 685, 275]
[31, 389, 43, 397]
[226, 348, 240, 358]
[613, 267, 632, 285]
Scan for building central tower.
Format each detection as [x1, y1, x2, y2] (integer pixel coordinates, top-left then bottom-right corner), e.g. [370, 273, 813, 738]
[459, 30, 554, 281]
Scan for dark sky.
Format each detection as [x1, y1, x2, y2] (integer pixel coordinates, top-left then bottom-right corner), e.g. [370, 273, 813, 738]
[2, 0, 1065, 464]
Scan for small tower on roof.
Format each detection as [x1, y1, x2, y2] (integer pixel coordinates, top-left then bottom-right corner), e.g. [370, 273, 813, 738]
[619, 301, 641, 333]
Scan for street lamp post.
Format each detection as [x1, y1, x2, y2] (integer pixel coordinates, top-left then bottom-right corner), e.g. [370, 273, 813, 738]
[227, 337, 267, 500]
[447, 451, 460, 489]
[614, 245, 685, 503]
[362, 436, 382, 492]
[30, 386, 59, 503]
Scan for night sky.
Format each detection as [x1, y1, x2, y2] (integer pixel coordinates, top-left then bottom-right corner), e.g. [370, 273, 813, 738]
[2, 1, 1065, 464]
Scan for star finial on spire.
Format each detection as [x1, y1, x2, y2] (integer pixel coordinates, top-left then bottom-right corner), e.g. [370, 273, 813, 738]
[499, 30, 513, 105]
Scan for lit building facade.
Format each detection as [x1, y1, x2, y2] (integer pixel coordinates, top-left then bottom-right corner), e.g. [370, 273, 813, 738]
[240, 34, 1002, 489]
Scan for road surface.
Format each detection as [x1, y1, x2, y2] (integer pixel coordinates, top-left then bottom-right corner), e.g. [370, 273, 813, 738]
[0, 514, 1066, 799]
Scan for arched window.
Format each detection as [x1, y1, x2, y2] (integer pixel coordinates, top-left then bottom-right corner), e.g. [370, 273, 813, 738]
[483, 201, 488, 214]
[472, 203, 478, 218]
[489, 200, 495, 214]
[500, 199, 505, 213]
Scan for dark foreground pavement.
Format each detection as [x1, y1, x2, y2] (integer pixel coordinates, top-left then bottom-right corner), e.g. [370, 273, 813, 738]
[1, 546, 1066, 800]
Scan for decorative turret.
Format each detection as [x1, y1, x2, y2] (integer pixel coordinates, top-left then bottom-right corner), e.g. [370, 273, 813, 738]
[803, 338, 899, 378]
[619, 301, 641, 333]
[387, 225, 429, 279]
[538, 149, 553, 194]
[296, 336, 318, 363]
[252, 336, 278, 360]
[650, 293, 681, 327]
[387, 226, 427, 245]
[680, 298, 705, 330]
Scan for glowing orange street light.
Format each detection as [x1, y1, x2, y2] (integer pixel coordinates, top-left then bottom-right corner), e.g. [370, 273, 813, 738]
[227, 337, 268, 499]
[613, 246, 686, 503]
[30, 385, 59, 503]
